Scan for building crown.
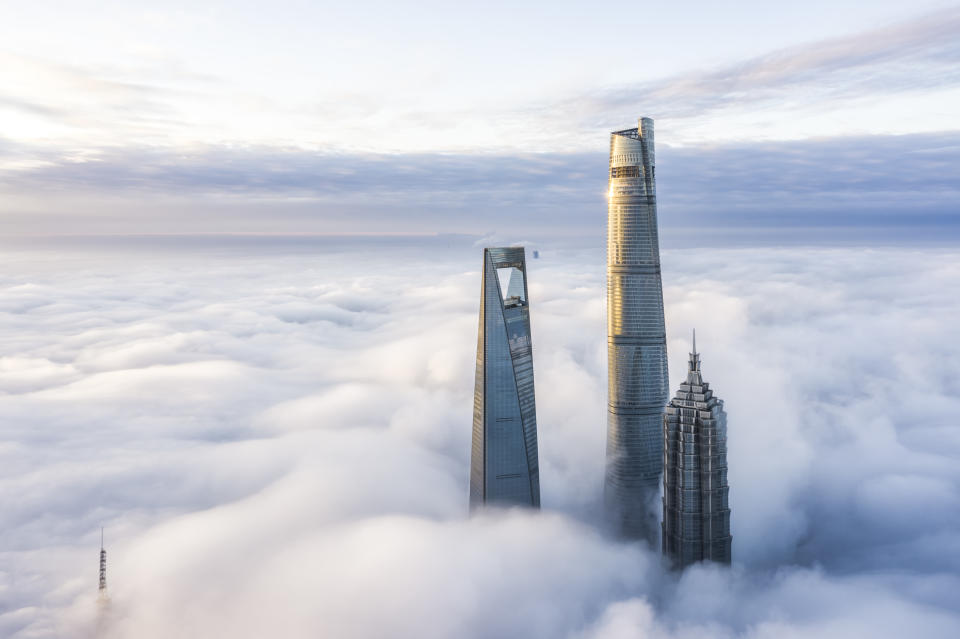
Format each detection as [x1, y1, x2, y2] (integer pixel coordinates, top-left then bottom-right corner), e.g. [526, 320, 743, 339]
[687, 329, 703, 385]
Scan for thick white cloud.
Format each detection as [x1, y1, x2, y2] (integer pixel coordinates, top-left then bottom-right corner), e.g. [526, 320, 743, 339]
[0, 239, 958, 638]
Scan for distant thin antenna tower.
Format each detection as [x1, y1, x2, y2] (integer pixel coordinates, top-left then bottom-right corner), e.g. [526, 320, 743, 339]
[98, 527, 107, 595]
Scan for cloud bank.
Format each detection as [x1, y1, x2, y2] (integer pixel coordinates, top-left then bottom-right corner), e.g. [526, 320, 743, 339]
[0, 238, 958, 638]
[2, 131, 958, 238]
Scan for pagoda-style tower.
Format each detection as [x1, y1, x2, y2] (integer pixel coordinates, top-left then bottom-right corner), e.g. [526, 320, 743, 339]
[662, 332, 731, 568]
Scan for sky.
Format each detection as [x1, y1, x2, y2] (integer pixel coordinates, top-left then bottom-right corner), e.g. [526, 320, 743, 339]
[1, 1, 958, 237]
[1, 239, 958, 637]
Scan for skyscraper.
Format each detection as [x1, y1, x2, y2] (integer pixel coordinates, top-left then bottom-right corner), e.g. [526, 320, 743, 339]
[662, 332, 732, 568]
[470, 247, 541, 508]
[605, 117, 670, 543]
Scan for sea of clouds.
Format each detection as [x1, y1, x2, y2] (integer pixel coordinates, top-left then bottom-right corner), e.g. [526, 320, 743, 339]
[1, 237, 958, 638]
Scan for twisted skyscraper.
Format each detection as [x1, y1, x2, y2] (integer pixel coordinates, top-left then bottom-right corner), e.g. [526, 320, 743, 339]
[470, 247, 540, 508]
[605, 117, 669, 543]
[662, 333, 732, 567]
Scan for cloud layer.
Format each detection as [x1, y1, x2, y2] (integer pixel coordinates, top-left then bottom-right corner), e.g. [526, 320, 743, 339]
[2, 131, 958, 238]
[1, 238, 958, 638]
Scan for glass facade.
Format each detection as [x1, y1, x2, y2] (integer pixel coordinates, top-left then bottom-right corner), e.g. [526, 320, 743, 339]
[662, 336, 732, 568]
[605, 117, 670, 544]
[470, 247, 541, 508]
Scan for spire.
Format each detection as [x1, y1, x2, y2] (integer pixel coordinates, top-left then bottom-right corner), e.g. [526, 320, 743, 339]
[688, 329, 701, 374]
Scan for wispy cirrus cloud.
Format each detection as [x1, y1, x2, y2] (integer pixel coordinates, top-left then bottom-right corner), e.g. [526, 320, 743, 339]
[2, 7, 960, 153]
[585, 6, 960, 118]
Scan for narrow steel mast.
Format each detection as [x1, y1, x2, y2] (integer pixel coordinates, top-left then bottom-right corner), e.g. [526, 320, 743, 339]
[98, 528, 107, 596]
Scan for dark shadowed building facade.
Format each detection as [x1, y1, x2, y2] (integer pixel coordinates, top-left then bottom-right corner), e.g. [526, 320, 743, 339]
[605, 117, 670, 543]
[662, 334, 732, 568]
[470, 247, 541, 508]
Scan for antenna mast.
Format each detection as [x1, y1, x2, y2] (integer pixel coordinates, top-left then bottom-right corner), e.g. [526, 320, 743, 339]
[98, 528, 107, 594]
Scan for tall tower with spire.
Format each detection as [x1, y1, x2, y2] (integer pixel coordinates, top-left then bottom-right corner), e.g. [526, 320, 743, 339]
[605, 117, 669, 543]
[662, 331, 732, 568]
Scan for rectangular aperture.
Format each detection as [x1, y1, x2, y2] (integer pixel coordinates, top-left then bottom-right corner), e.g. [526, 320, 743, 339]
[496, 266, 526, 307]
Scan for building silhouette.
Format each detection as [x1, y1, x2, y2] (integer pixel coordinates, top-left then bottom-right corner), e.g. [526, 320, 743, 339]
[470, 247, 541, 508]
[98, 528, 108, 599]
[605, 117, 669, 543]
[662, 332, 732, 567]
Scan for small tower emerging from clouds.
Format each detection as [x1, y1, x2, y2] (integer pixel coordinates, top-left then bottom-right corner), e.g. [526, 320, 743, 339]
[98, 528, 108, 598]
[662, 331, 732, 568]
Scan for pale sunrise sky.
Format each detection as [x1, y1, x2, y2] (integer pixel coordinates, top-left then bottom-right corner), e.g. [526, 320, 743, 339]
[1, 1, 958, 235]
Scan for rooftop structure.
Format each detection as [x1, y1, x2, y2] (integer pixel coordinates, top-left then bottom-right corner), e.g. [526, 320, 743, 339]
[470, 247, 541, 508]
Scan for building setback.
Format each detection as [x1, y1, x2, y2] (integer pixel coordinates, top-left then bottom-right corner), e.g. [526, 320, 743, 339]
[662, 333, 732, 568]
[469, 247, 541, 508]
[605, 117, 670, 543]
